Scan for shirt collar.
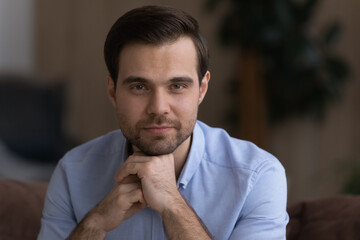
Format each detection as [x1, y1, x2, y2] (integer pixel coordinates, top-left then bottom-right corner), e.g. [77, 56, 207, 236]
[177, 121, 205, 189]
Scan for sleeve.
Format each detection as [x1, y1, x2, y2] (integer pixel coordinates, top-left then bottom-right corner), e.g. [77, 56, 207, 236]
[37, 158, 77, 240]
[229, 160, 289, 240]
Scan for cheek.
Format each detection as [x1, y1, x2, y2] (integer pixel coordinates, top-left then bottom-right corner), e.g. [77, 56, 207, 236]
[172, 95, 199, 117]
[115, 97, 143, 123]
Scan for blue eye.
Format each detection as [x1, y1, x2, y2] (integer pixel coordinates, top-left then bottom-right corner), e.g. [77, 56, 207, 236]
[171, 84, 183, 89]
[134, 85, 144, 90]
[129, 84, 148, 94]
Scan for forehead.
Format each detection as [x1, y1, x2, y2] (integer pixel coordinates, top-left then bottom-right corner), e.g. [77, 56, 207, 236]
[117, 37, 198, 82]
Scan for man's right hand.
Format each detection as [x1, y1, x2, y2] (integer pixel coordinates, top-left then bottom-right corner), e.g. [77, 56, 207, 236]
[68, 175, 147, 239]
[91, 175, 147, 232]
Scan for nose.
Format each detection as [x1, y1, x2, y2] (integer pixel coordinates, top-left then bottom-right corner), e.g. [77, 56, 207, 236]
[146, 89, 170, 115]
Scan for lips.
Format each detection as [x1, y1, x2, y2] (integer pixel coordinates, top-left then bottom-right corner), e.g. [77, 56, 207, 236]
[136, 116, 180, 135]
[142, 126, 174, 134]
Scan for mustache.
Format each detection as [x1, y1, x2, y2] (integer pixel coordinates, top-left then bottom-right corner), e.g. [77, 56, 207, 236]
[136, 115, 181, 128]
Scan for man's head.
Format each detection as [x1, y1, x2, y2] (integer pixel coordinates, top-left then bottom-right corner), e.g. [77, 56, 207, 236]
[104, 5, 209, 87]
[105, 6, 210, 156]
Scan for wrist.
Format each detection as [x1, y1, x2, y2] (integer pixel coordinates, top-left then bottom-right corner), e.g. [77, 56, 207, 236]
[160, 193, 187, 218]
[160, 195, 213, 239]
[67, 213, 107, 240]
[82, 212, 107, 235]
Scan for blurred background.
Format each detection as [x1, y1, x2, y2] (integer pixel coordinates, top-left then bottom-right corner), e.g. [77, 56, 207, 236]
[0, 0, 359, 206]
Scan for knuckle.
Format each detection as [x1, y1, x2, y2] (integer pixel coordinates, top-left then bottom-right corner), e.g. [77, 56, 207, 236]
[116, 197, 126, 207]
[143, 162, 153, 173]
[124, 162, 135, 173]
[116, 184, 126, 192]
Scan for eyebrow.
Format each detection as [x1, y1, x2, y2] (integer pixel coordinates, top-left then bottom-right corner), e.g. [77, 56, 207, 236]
[169, 77, 194, 84]
[121, 76, 194, 85]
[121, 76, 149, 85]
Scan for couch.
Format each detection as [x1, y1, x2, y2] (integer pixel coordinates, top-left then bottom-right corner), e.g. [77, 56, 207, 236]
[1, 178, 360, 239]
[286, 195, 360, 239]
[0, 179, 48, 240]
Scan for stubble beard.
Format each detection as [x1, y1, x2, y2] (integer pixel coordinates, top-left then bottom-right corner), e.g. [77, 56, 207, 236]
[120, 115, 196, 156]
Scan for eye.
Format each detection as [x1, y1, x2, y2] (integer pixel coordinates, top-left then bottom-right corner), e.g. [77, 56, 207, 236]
[172, 84, 183, 89]
[129, 83, 148, 94]
[134, 84, 145, 90]
[130, 84, 147, 91]
[170, 84, 187, 91]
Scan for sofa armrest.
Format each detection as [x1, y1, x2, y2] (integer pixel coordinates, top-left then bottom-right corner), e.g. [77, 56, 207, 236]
[287, 195, 360, 240]
[0, 179, 48, 240]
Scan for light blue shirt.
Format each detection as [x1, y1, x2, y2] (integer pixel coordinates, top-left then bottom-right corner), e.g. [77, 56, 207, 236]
[38, 121, 288, 239]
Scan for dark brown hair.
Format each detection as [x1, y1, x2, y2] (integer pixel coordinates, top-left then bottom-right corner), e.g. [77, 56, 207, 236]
[104, 5, 209, 86]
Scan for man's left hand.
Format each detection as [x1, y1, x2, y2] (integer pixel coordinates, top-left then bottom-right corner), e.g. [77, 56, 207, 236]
[115, 153, 182, 215]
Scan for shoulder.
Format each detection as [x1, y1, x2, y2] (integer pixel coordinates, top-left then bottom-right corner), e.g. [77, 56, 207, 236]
[196, 121, 284, 174]
[61, 129, 126, 164]
[48, 129, 126, 200]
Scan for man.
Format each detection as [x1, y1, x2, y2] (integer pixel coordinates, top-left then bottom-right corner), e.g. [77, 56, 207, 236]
[38, 5, 288, 240]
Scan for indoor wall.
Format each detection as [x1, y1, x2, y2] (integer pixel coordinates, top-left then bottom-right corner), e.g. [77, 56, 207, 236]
[5, 0, 359, 205]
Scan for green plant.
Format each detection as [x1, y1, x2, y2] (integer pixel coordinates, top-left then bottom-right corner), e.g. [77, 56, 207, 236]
[343, 162, 360, 195]
[207, 0, 349, 123]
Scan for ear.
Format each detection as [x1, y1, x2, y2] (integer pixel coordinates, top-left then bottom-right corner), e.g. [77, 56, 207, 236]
[107, 75, 117, 108]
[198, 71, 210, 105]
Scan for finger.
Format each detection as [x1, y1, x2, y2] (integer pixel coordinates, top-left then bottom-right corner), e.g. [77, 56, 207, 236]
[115, 162, 141, 183]
[127, 154, 152, 163]
[123, 192, 147, 220]
[125, 188, 147, 206]
[119, 174, 140, 184]
[116, 182, 141, 194]
[115, 156, 154, 183]
[132, 150, 146, 156]
[114, 155, 152, 181]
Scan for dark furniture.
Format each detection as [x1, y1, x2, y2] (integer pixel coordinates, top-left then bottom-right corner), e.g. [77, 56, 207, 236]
[1, 178, 360, 240]
[287, 195, 360, 240]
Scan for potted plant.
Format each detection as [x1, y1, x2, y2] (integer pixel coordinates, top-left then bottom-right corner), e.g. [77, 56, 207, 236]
[207, 0, 349, 146]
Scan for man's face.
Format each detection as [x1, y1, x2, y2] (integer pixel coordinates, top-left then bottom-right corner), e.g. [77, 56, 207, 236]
[108, 36, 210, 155]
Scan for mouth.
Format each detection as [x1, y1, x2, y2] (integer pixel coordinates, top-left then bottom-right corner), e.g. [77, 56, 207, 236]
[142, 126, 174, 134]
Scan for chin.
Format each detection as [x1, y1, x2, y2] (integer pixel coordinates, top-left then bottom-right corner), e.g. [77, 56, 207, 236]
[138, 144, 177, 156]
